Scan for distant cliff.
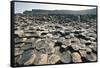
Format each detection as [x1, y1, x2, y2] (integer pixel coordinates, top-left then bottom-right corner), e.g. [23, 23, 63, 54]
[23, 8, 97, 15]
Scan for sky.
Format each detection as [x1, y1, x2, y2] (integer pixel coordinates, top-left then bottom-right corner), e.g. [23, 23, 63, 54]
[15, 2, 96, 13]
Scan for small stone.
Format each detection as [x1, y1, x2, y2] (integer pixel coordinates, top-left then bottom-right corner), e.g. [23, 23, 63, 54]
[15, 43, 24, 48]
[80, 44, 86, 49]
[71, 44, 80, 51]
[57, 37, 66, 43]
[71, 52, 82, 63]
[15, 48, 24, 56]
[48, 54, 60, 64]
[15, 37, 23, 43]
[15, 30, 24, 37]
[65, 36, 70, 39]
[21, 43, 32, 50]
[24, 54, 36, 65]
[22, 38, 27, 42]
[46, 46, 55, 54]
[15, 55, 22, 64]
[36, 39, 47, 50]
[86, 52, 97, 61]
[61, 51, 71, 63]
[64, 39, 71, 46]
[86, 48, 92, 53]
[18, 50, 34, 65]
[79, 49, 87, 57]
[38, 54, 48, 64]
[61, 45, 67, 48]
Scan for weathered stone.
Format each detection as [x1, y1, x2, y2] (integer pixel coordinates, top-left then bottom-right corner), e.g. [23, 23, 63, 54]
[80, 39, 87, 44]
[65, 36, 71, 39]
[57, 37, 66, 44]
[54, 46, 61, 55]
[71, 52, 82, 63]
[22, 38, 27, 42]
[86, 48, 92, 53]
[15, 55, 22, 64]
[64, 39, 71, 46]
[88, 42, 97, 52]
[21, 43, 32, 50]
[48, 54, 60, 64]
[15, 30, 24, 37]
[61, 45, 68, 48]
[69, 33, 75, 38]
[17, 50, 34, 65]
[46, 34, 53, 38]
[80, 44, 86, 49]
[15, 43, 24, 48]
[79, 49, 87, 57]
[15, 37, 23, 43]
[38, 54, 48, 64]
[86, 52, 97, 61]
[36, 39, 47, 50]
[15, 48, 24, 56]
[46, 46, 55, 54]
[71, 44, 80, 51]
[61, 51, 71, 63]
[24, 54, 36, 65]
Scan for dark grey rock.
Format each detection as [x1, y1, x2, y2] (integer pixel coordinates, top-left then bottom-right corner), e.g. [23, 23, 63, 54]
[86, 52, 97, 61]
[17, 50, 34, 65]
[61, 51, 71, 63]
[21, 43, 32, 50]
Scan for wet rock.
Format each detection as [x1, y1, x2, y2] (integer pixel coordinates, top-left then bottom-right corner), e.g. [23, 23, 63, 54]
[61, 51, 71, 63]
[71, 52, 82, 63]
[48, 54, 60, 64]
[86, 52, 97, 61]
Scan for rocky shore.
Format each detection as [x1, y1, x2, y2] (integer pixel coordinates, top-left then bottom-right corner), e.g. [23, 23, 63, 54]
[14, 13, 97, 66]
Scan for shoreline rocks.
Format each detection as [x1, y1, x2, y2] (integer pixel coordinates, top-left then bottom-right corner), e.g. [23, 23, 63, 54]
[14, 14, 97, 66]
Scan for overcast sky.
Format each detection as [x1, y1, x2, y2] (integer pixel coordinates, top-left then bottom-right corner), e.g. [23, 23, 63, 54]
[15, 2, 96, 13]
